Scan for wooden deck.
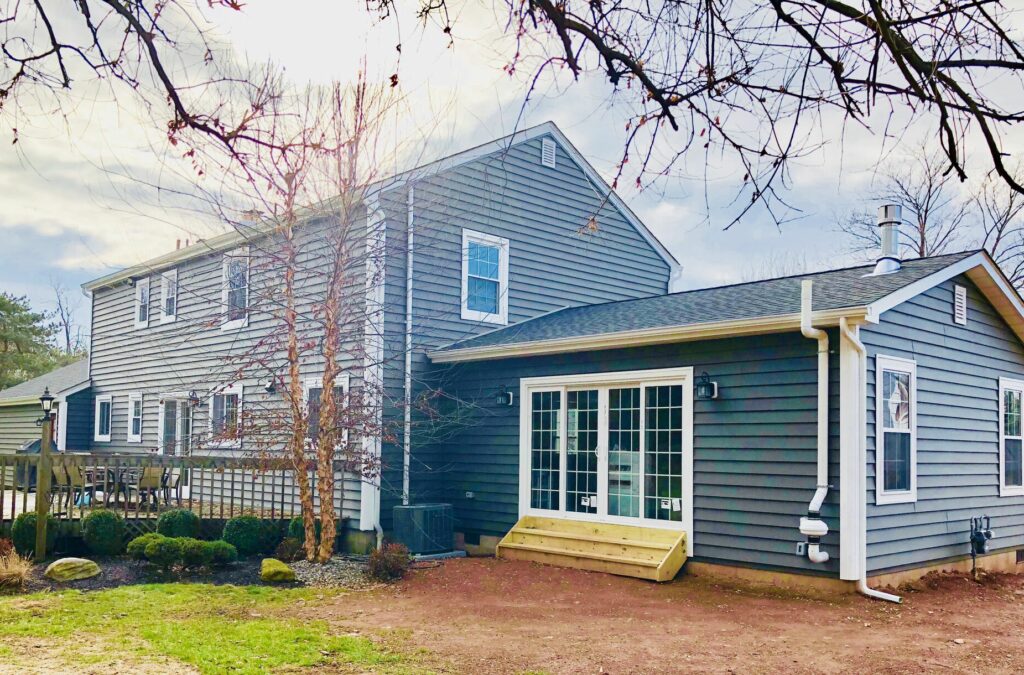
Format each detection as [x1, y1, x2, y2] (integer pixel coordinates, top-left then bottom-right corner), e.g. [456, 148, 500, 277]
[496, 516, 687, 582]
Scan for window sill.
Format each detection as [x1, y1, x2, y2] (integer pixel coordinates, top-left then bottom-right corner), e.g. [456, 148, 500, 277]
[160, 315, 177, 325]
[999, 486, 1024, 498]
[461, 307, 507, 325]
[94, 436, 111, 443]
[134, 321, 149, 330]
[220, 317, 248, 331]
[875, 490, 916, 506]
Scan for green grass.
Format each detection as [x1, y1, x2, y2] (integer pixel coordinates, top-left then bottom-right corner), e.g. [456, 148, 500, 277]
[0, 584, 423, 674]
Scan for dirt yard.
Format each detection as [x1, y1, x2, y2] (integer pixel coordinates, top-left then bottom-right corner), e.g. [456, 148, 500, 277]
[320, 557, 1024, 674]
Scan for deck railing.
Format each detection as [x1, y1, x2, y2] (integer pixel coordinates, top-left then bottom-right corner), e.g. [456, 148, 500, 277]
[0, 452, 349, 536]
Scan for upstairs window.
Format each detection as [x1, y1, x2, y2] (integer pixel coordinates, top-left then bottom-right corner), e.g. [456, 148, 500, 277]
[1000, 377, 1024, 496]
[127, 392, 143, 443]
[161, 269, 178, 323]
[461, 229, 508, 325]
[222, 248, 249, 330]
[210, 383, 243, 447]
[94, 395, 112, 442]
[875, 355, 917, 505]
[134, 278, 151, 329]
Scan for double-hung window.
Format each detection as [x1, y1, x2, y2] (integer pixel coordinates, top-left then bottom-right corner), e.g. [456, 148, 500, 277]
[161, 269, 178, 323]
[127, 393, 143, 443]
[222, 248, 249, 330]
[94, 395, 112, 442]
[1000, 377, 1024, 496]
[875, 355, 917, 505]
[461, 229, 508, 325]
[134, 278, 151, 329]
[210, 383, 243, 447]
[303, 375, 350, 445]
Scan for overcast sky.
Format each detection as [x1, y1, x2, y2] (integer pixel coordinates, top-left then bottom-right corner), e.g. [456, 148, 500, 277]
[4, 1, 1020, 335]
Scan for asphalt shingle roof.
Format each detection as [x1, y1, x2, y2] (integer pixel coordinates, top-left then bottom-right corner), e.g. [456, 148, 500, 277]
[0, 359, 89, 402]
[439, 251, 979, 352]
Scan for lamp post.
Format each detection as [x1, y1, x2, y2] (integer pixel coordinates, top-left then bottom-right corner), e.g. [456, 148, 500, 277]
[34, 387, 55, 562]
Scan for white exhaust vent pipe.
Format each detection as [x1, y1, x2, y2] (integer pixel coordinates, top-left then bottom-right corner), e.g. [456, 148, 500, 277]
[873, 204, 902, 275]
[799, 280, 831, 565]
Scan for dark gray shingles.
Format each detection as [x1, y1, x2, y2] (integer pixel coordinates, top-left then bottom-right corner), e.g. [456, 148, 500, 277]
[0, 360, 89, 401]
[440, 251, 978, 351]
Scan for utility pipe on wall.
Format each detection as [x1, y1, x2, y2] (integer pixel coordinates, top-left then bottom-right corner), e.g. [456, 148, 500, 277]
[799, 280, 830, 564]
[839, 317, 902, 604]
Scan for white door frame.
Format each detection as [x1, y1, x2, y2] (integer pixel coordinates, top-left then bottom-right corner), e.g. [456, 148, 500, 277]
[518, 367, 694, 555]
[157, 393, 194, 456]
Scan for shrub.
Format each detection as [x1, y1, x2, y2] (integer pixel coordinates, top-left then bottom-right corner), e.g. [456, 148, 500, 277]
[222, 515, 263, 557]
[208, 540, 238, 567]
[0, 538, 12, 558]
[11, 513, 57, 557]
[368, 543, 411, 582]
[81, 510, 124, 556]
[145, 536, 183, 572]
[274, 537, 304, 563]
[127, 532, 166, 561]
[258, 520, 284, 554]
[156, 509, 200, 538]
[0, 553, 32, 592]
[179, 538, 214, 569]
[287, 516, 321, 547]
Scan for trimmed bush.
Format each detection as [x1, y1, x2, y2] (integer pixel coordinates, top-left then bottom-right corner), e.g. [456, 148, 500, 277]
[274, 537, 304, 563]
[258, 520, 284, 554]
[81, 510, 124, 556]
[145, 536, 183, 572]
[127, 532, 166, 561]
[156, 509, 200, 538]
[208, 540, 238, 567]
[222, 515, 263, 557]
[368, 543, 411, 582]
[11, 513, 57, 557]
[179, 538, 213, 569]
[287, 516, 321, 547]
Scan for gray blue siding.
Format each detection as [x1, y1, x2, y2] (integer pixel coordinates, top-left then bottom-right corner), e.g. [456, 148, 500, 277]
[425, 332, 841, 575]
[863, 276, 1024, 572]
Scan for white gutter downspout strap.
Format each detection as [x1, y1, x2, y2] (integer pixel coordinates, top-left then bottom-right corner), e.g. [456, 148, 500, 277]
[799, 280, 830, 565]
[403, 186, 414, 506]
[839, 317, 902, 604]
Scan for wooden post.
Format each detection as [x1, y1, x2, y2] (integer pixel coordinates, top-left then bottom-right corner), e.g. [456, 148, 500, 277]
[34, 413, 53, 562]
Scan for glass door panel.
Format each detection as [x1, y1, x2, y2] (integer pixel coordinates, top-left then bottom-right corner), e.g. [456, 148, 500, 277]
[608, 387, 641, 518]
[567, 389, 599, 514]
[529, 390, 561, 510]
[161, 400, 178, 455]
[644, 384, 684, 522]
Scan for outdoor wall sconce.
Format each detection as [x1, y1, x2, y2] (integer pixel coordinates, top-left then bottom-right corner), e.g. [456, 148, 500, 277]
[695, 372, 719, 400]
[187, 390, 202, 408]
[495, 385, 515, 407]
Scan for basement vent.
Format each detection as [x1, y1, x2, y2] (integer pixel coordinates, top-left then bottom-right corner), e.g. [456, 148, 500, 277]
[541, 138, 556, 168]
[954, 284, 967, 325]
[1017, 549, 1024, 564]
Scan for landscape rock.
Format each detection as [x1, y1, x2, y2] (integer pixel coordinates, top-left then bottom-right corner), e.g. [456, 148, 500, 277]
[44, 557, 101, 582]
[260, 558, 296, 583]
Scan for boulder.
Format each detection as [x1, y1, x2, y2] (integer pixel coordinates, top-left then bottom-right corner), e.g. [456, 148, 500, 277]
[44, 557, 100, 582]
[260, 558, 296, 583]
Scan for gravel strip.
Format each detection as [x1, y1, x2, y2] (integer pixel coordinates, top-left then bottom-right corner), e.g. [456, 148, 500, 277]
[290, 555, 376, 589]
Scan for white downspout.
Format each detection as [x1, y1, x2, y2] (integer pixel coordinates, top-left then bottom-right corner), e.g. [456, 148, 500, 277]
[799, 280, 830, 564]
[839, 317, 902, 603]
[403, 186, 414, 506]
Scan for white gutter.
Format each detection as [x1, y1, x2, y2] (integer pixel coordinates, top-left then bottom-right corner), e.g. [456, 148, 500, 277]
[403, 186, 414, 506]
[839, 316, 902, 604]
[799, 280, 830, 564]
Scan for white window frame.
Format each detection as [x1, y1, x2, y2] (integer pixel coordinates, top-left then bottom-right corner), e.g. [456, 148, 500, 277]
[127, 392, 143, 443]
[517, 367, 694, 557]
[302, 374, 352, 446]
[460, 229, 509, 325]
[875, 355, 918, 505]
[94, 394, 113, 443]
[134, 277, 151, 329]
[208, 383, 244, 448]
[221, 248, 250, 331]
[160, 269, 178, 324]
[999, 377, 1024, 497]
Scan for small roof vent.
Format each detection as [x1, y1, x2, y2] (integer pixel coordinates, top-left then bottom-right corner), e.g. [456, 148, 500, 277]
[541, 138, 556, 168]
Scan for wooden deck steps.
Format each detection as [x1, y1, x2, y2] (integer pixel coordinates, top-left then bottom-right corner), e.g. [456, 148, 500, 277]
[496, 516, 686, 582]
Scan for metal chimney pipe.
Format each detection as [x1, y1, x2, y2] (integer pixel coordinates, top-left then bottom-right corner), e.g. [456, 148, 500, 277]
[873, 204, 902, 275]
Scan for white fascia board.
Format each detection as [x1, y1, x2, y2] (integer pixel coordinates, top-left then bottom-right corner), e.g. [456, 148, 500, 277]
[428, 307, 870, 363]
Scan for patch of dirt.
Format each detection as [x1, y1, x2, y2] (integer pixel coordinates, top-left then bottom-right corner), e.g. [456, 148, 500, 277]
[0, 635, 197, 675]
[311, 558, 1024, 674]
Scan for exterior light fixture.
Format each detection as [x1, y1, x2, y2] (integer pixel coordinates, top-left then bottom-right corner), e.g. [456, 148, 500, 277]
[495, 386, 514, 407]
[188, 390, 201, 408]
[39, 387, 55, 415]
[695, 372, 718, 400]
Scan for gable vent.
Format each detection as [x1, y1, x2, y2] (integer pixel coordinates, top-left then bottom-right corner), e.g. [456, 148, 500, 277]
[540, 138, 556, 168]
[954, 284, 967, 325]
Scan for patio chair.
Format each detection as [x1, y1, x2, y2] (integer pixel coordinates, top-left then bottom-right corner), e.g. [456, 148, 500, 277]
[126, 466, 165, 508]
[162, 467, 184, 507]
[65, 463, 98, 509]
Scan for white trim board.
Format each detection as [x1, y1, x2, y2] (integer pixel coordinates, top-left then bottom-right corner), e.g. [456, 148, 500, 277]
[874, 354, 918, 506]
[360, 192, 387, 532]
[999, 376, 1024, 497]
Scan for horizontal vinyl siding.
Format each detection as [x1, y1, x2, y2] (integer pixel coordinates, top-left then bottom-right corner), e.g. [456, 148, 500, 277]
[426, 332, 840, 575]
[63, 389, 93, 451]
[863, 276, 1024, 573]
[0, 404, 42, 454]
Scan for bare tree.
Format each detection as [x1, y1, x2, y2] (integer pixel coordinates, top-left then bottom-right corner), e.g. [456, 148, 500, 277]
[840, 148, 967, 259]
[50, 281, 84, 355]
[977, 172, 1024, 288]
